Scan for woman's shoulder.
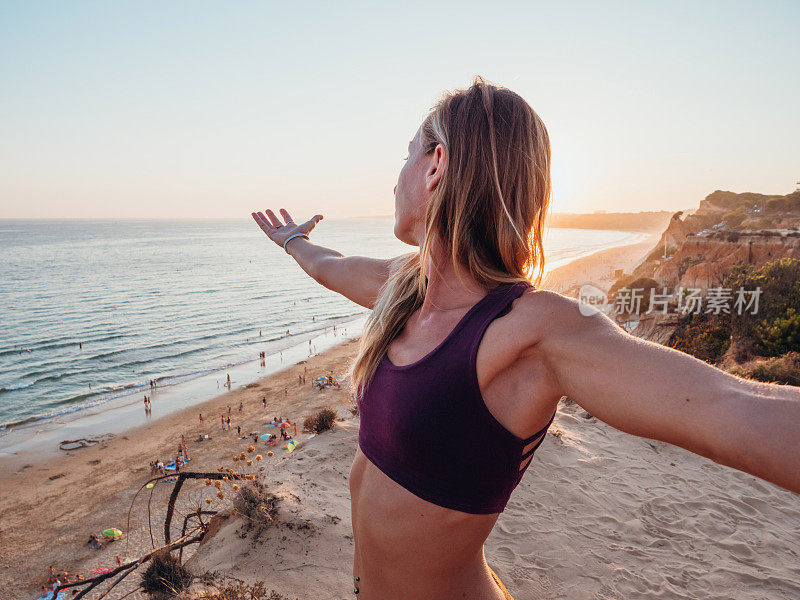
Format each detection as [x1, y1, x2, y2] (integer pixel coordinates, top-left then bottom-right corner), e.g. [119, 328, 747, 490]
[515, 285, 579, 318]
[509, 286, 592, 344]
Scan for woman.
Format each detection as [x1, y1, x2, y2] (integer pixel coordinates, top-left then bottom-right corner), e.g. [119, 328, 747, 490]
[252, 78, 799, 599]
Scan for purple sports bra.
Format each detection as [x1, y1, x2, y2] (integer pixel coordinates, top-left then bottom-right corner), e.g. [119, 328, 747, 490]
[357, 280, 556, 515]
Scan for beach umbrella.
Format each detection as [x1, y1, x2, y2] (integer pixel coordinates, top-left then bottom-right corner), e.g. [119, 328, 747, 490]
[259, 433, 270, 439]
[278, 422, 291, 428]
[103, 528, 123, 539]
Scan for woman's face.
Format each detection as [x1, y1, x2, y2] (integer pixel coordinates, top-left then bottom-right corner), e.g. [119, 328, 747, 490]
[393, 126, 444, 246]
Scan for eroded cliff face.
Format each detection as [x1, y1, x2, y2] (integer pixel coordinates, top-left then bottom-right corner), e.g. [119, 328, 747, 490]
[658, 212, 717, 247]
[634, 190, 800, 291]
[612, 190, 800, 344]
[652, 235, 800, 289]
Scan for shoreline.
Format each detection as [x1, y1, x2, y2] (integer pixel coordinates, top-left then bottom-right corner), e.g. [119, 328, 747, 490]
[542, 230, 662, 292]
[0, 315, 367, 469]
[0, 311, 367, 432]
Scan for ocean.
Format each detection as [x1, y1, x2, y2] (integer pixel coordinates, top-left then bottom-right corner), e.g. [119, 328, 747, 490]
[0, 218, 647, 431]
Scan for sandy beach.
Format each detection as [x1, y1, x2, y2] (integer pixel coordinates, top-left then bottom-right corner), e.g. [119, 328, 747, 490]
[2, 234, 799, 600]
[0, 339, 362, 598]
[541, 231, 663, 292]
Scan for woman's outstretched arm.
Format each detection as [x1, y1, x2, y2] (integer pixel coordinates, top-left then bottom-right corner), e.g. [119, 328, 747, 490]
[525, 290, 800, 494]
[252, 208, 412, 309]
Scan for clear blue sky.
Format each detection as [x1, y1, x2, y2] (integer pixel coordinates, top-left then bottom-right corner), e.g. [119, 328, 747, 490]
[1, 1, 798, 218]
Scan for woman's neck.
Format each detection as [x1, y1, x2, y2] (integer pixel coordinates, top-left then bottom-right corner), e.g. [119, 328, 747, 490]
[421, 244, 487, 316]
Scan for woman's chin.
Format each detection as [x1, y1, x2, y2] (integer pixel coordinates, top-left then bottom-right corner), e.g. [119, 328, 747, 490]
[393, 223, 410, 245]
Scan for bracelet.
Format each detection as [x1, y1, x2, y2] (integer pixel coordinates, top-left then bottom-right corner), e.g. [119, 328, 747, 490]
[283, 233, 309, 253]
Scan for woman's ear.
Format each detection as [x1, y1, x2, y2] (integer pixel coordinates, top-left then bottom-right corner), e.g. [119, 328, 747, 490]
[425, 143, 447, 192]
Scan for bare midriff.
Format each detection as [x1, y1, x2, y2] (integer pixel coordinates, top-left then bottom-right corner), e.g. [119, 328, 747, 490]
[349, 447, 509, 600]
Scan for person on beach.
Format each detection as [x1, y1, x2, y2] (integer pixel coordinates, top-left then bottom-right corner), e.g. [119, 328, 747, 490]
[253, 78, 800, 600]
[199, 412, 204, 423]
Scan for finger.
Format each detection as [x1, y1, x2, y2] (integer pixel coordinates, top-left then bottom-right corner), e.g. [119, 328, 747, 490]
[252, 212, 275, 235]
[264, 209, 283, 228]
[279, 208, 295, 225]
[301, 214, 324, 233]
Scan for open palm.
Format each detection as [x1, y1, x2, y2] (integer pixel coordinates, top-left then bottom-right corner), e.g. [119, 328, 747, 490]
[251, 209, 323, 248]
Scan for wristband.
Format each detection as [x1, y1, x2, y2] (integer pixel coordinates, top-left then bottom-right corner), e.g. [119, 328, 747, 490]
[283, 233, 309, 253]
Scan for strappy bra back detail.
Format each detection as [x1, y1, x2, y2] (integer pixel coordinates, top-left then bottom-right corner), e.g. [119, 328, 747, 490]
[357, 280, 556, 515]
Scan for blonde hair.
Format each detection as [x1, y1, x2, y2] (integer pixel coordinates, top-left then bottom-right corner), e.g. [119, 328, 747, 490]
[349, 76, 551, 396]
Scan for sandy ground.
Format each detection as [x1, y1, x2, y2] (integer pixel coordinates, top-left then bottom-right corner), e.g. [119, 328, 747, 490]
[185, 400, 800, 600]
[3, 234, 799, 599]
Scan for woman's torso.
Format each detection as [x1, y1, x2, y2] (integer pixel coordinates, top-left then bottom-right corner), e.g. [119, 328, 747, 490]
[349, 282, 562, 599]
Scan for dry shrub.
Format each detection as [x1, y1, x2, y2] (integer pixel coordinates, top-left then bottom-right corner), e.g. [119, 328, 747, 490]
[302, 406, 337, 433]
[730, 352, 800, 386]
[233, 480, 280, 534]
[141, 550, 192, 597]
[189, 581, 295, 600]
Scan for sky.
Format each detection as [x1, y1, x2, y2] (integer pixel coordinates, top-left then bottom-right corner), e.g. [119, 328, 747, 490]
[1, 1, 798, 219]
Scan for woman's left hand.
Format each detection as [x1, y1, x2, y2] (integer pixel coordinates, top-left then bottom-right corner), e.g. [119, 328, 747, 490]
[252, 208, 323, 249]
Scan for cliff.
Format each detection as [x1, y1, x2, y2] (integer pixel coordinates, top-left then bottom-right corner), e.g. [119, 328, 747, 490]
[649, 233, 800, 289]
[632, 190, 800, 290]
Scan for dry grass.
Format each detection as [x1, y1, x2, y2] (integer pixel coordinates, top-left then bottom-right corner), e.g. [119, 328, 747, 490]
[302, 406, 337, 434]
[187, 581, 296, 600]
[232, 480, 280, 536]
[730, 352, 800, 387]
